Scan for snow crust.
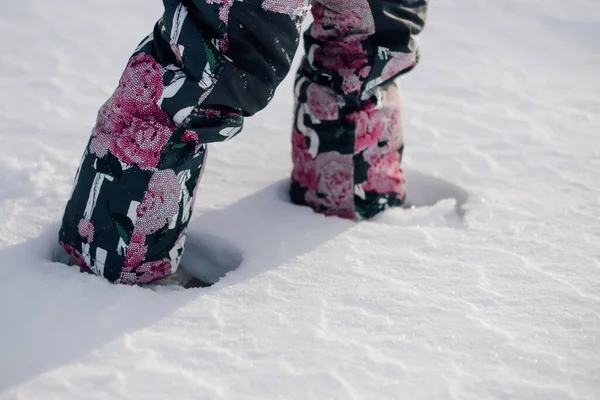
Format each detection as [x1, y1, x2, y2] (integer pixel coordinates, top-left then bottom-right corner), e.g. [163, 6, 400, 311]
[1, 0, 599, 398]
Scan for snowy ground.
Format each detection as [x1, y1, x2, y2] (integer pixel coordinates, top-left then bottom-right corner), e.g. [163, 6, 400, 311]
[1, 0, 599, 399]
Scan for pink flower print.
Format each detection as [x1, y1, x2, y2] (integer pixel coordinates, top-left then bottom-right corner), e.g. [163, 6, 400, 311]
[304, 151, 354, 218]
[77, 219, 95, 243]
[206, 0, 233, 25]
[349, 102, 384, 153]
[90, 98, 134, 158]
[262, 0, 307, 14]
[109, 118, 172, 170]
[135, 259, 172, 283]
[89, 53, 176, 169]
[358, 93, 403, 161]
[381, 51, 417, 82]
[119, 53, 164, 107]
[315, 41, 369, 72]
[89, 131, 111, 158]
[306, 83, 339, 121]
[113, 55, 172, 129]
[362, 151, 405, 195]
[292, 127, 308, 151]
[181, 130, 200, 152]
[119, 273, 137, 285]
[291, 129, 318, 190]
[349, 97, 403, 154]
[359, 66, 371, 79]
[311, 1, 374, 95]
[219, 0, 234, 24]
[314, 42, 370, 94]
[310, 1, 375, 41]
[340, 68, 363, 95]
[136, 169, 181, 236]
[124, 232, 148, 269]
[122, 170, 180, 275]
[207, 0, 232, 52]
[219, 33, 229, 53]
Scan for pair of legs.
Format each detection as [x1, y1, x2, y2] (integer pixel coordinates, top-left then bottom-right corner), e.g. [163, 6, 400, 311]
[59, 0, 428, 284]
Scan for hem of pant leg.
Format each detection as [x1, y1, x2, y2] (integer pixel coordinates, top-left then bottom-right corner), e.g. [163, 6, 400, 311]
[64, 244, 142, 285]
[75, 247, 111, 282]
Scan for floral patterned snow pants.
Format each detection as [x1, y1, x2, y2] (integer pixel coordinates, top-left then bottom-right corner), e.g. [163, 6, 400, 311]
[59, 0, 428, 284]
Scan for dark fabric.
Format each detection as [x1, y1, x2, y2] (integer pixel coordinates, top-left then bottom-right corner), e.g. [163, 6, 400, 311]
[290, 0, 428, 219]
[179, 0, 307, 116]
[205, 3, 305, 116]
[370, 0, 428, 53]
[58, 0, 428, 285]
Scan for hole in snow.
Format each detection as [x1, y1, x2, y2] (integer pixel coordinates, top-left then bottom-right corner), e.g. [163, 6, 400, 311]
[179, 232, 244, 287]
[49, 233, 243, 289]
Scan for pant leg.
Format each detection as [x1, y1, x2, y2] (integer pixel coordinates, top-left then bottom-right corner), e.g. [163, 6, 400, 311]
[290, 0, 428, 219]
[59, 1, 310, 284]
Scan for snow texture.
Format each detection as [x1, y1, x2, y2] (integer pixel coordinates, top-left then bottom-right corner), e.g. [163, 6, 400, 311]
[1, 0, 599, 399]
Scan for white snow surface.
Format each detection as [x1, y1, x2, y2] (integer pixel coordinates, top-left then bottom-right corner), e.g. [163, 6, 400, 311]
[1, 0, 599, 399]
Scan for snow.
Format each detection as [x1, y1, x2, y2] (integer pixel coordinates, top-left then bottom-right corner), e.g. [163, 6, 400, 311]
[1, 0, 599, 398]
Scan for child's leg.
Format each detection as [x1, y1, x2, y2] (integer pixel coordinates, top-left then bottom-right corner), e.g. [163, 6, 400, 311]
[59, 1, 310, 284]
[290, 0, 428, 219]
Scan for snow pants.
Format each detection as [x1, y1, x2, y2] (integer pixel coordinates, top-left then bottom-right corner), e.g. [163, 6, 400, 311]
[59, 0, 428, 284]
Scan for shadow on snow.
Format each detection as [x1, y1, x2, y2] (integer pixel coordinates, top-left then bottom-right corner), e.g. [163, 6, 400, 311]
[0, 170, 469, 393]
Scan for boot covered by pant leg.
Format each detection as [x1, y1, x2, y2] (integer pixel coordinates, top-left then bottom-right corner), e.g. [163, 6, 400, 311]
[290, 0, 428, 220]
[59, 1, 310, 284]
